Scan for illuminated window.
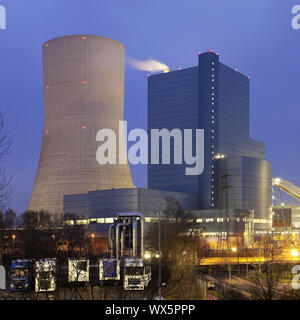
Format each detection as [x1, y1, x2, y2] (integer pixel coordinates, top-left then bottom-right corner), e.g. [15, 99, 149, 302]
[206, 218, 214, 223]
[76, 220, 88, 225]
[97, 218, 105, 223]
[105, 218, 114, 223]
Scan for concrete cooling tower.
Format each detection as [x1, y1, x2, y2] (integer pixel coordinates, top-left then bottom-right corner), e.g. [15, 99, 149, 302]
[28, 35, 134, 219]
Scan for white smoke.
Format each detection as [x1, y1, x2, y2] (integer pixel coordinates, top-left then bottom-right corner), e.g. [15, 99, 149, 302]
[127, 57, 169, 73]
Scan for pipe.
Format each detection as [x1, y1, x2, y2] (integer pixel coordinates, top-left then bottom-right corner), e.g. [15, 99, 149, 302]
[121, 229, 126, 257]
[109, 224, 114, 258]
[117, 213, 145, 258]
[116, 223, 130, 259]
[132, 219, 137, 257]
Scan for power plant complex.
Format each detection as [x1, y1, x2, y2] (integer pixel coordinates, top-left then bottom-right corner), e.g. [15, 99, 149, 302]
[27, 34, 300, 243]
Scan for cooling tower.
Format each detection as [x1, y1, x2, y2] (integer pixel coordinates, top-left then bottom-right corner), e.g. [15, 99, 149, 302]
[28, 35, 134, 219]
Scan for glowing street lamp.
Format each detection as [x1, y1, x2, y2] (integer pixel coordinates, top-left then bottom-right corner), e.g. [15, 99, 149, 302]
[291, 249, 299, 258]
[144, 252, 151, 260]
[231, 247, 237, 253]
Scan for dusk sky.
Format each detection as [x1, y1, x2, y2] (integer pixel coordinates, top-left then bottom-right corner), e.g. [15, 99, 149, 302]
[0, 0, 299, 213]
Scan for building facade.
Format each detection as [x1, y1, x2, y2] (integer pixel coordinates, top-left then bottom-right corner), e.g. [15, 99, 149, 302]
[64, 188, 199, 236]
[148, 51, 272, 230]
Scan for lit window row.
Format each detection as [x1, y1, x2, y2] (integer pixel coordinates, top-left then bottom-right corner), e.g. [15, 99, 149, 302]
[211, 64, 216, 207]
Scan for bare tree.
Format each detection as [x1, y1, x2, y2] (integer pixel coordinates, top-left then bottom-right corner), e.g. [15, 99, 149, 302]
[0, 209, 16, 265]
[0, 113, 12, 206]
[250, 262, 287, 300]
[144, 197, 209, 300]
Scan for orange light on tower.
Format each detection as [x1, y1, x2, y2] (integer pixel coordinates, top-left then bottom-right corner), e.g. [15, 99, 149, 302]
[82, 80, 88, 85]
[82, 36, 87, 40]
[81, 125, 87, 130]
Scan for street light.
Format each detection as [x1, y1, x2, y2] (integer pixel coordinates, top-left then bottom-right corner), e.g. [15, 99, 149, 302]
[144, 252, 151, 260]
[12, 234, 16, 256]
[231, 247, 237, 252]
[291, 249, 299, 258]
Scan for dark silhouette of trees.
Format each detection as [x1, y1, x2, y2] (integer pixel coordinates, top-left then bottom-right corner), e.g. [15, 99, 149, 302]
[0, 113, 12, 206]
[144, 197, 209, 299]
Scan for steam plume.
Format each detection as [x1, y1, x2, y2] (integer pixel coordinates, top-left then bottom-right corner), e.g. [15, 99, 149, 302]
[127, 57, 169, 73]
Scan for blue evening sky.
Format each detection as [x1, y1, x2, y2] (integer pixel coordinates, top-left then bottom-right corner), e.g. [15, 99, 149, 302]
[0, 0, 299, 212]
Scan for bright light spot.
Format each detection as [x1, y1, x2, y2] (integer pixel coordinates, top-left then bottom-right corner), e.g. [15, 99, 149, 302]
[82, 80, 88, 85]
[274, 178, 281, 185]
[231, 247, 237, 252]
[91, 233, 95, 238]
[144, 252, 151, 259]
[291, 249, 299, 257]
[82, 36, 87, 40]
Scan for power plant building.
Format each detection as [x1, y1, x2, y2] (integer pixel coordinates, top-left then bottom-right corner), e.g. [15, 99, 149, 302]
[28, 35, 134, 219]
[147, 51, 272, 231]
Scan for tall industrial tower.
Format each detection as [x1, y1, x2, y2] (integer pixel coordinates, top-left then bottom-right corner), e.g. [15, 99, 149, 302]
[28, 35, 134, 219]
[148, 51, 272, 231]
